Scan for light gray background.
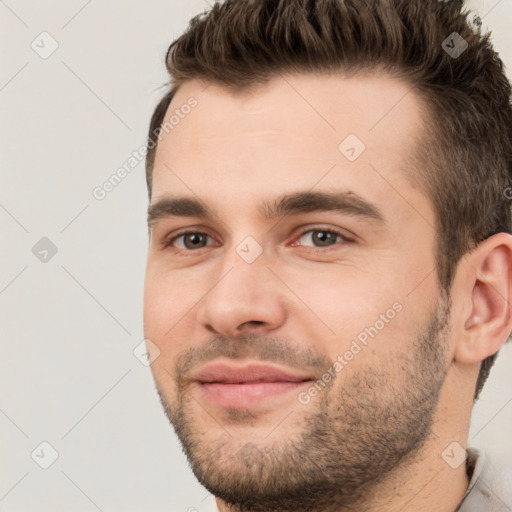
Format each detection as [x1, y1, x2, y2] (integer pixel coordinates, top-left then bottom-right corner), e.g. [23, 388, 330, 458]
[1, 1, 511, 511]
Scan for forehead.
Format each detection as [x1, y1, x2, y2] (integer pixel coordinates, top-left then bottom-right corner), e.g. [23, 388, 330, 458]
[151, 72, 433, 228]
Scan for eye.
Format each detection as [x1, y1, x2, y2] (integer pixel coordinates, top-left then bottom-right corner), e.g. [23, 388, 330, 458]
[161, 226, 351, 254]
[292, 228, 349, 248]
[164, 231, 218, 251]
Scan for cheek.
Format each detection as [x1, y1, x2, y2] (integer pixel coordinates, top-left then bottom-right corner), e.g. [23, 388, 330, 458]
[285, 264, 396, 326]
[143, 263, 193, 358]
[144, 269, 171, 337]
[281, 263, 422, 365]
[143, 274, 190, 395]
[144, 252, 201, 313]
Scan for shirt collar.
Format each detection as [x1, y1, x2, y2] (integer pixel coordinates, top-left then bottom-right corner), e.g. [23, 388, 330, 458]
[455, 447, 487, 511]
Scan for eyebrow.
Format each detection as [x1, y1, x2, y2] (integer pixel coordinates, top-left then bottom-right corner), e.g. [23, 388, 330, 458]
[147, 190, 384, 228]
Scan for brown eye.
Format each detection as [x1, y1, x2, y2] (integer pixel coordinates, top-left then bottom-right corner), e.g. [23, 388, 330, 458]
[182, 233, 208, 249]
[166, 231, 215, 251]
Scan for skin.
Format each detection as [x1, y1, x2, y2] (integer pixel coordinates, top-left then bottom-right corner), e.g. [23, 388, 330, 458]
[143, 73, 512, 511]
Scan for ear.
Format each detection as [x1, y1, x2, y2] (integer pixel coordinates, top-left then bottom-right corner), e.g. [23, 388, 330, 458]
[453, 232, 512, 365]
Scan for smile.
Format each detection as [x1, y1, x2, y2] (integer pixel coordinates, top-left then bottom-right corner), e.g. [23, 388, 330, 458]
[191, 361, 314, 408]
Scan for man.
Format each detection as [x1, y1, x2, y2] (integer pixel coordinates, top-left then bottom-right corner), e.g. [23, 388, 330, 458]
[142, 0, 512, 510]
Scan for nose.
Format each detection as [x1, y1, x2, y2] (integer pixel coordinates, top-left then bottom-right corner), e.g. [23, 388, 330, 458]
[196, 246, 288, 338]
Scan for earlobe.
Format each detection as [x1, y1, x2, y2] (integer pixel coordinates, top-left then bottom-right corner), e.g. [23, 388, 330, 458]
[454, 233, 512, 365]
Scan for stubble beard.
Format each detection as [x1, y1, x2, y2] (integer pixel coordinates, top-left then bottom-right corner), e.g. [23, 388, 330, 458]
[154, 296, 451, 512]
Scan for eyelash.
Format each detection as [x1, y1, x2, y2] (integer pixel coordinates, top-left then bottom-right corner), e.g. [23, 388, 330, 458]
[160, 226, 353, 254]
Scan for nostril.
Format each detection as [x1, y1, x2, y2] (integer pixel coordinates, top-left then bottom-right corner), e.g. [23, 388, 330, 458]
[238, 320, 265, 330]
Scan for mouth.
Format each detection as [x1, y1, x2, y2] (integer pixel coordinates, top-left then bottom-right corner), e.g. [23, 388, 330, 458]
[190, 361, 315, 408]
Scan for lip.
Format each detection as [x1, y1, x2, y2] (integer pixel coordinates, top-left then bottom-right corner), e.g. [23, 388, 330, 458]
[191, 361, 315, 408]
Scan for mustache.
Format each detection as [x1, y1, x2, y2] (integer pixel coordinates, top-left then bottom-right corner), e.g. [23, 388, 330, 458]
[174, 334, 333, 385]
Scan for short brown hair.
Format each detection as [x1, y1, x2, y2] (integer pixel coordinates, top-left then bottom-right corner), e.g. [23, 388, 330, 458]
[145, 0, 512, 400]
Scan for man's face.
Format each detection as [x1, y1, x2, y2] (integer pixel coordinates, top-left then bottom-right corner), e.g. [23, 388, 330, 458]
[143, 73, 452, 510]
